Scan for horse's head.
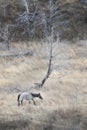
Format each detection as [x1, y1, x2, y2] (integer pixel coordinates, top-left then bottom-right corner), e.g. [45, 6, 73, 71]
[38, 93, 43, 100]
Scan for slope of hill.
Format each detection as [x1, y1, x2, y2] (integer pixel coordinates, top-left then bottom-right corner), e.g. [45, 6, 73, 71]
[0, 40, 87, 130]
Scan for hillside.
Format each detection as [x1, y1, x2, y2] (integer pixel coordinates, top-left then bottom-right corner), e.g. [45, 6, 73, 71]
[0, 0, 87, 130]
[0, 40, 87, 130]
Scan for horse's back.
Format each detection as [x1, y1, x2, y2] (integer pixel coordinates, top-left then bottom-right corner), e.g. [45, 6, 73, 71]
[20, 92, 33, 101]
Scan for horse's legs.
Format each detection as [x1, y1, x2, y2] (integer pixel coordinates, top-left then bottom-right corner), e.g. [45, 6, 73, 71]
[18, 101, 21, 106]
[29, 100, 31, 104]
[18, 101, 20, 106]
[21, 100, 23, 106]
[32, 99, 36, 105]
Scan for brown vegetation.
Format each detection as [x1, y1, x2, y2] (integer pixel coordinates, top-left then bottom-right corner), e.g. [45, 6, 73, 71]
[0, 40, 87, 129]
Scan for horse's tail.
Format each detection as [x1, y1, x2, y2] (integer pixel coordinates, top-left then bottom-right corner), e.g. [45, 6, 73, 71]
[17, 94, 21, 102]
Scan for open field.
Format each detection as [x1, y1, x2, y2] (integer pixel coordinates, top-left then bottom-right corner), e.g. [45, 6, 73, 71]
[0, 40, 87, 130]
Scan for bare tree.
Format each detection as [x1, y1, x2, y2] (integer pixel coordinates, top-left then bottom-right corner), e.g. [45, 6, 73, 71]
[35, 36, 53, 88]
[0, 23, 10, 49]
[34, 28, 59, 88]
[22, 0, 29, 13]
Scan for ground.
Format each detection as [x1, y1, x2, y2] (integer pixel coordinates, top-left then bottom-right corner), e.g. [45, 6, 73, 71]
[0, 40, 87, 130]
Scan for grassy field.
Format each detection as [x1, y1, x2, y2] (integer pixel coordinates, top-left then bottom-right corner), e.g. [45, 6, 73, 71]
[0, 40, 87, 130]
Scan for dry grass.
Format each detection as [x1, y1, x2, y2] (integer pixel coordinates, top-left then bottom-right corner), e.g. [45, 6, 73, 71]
[0, 40, 87, 130]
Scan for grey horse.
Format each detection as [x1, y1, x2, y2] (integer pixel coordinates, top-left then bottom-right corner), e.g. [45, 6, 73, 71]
[17, 92, 43, 106]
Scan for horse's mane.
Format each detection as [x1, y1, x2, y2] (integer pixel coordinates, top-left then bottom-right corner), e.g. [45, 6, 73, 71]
[31, 93, 40, 97]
